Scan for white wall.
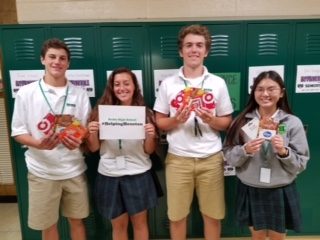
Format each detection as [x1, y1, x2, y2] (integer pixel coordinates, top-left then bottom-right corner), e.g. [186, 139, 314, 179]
[16, 0, 320, 23]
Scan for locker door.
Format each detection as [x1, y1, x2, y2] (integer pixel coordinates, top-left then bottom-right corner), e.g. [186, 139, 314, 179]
[291, 22, 320, 234]
[205, 23, 243, 72]
[99, 25, 151, 104]
[246, 23, 294, 99]
[1, 27, 47, 240]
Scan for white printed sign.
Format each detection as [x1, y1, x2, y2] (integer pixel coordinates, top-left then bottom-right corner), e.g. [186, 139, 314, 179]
[99, 105, 145, 140]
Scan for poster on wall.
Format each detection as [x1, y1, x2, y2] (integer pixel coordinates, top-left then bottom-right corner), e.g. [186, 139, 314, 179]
[215, 72, 241, 111]
[153, 69, 179, 97]
[10, 70, 44, 97]
[9, 69, 95, 98]
[67, 69, 95, 97]
[107, 70, 143, 94]
[248, 65, 284, 94]
[295, 65, 320, 93]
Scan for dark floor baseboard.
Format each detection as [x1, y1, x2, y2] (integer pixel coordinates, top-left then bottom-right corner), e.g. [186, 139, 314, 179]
[0, 195, 17, 203]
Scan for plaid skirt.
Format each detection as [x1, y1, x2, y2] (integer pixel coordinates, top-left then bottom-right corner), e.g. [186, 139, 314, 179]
[236, 180, 302, 233]
[95, 170, 158, 220]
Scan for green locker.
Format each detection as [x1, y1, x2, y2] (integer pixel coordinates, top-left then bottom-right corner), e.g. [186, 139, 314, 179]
[246, 22, 294, 95]
[205, 23, 244, 71]
[99, 25, 151, 101]
[291, 22, 320, 234]
[1, 27, 49, 240]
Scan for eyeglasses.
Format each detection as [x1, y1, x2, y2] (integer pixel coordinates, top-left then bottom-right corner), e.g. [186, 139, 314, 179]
[255, 87, 281, 94]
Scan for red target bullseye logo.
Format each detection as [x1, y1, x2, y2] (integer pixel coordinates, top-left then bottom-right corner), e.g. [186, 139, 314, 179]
[37, 113, 55, 134]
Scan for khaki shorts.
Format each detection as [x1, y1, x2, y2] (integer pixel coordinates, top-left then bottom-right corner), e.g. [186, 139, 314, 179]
[165, 152, 225, 221]
[27, 173, 89, 230]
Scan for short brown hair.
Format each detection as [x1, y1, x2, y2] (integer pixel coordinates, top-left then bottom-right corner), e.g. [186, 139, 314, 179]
[40, 38, 70, 60]
[178, 24, 211, 52]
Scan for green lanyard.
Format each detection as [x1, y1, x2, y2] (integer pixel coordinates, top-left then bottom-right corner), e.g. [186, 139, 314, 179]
[39, 80, 69, 115]
[182, 77, 205, 89]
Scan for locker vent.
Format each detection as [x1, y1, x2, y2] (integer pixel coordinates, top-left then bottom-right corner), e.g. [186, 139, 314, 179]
[64, 37, 84, 59]
[14, 38, 36, 61]
[112, 37, 133, 59]
[211, 35, 229, 56]
[160, 36, 179, 58]
[258, 33, 278, 55]
[305, 34, 320, 54]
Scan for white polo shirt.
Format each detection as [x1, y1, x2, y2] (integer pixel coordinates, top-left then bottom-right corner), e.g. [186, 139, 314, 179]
[154, 67, 233, 158]
[11, 78, 91, 180]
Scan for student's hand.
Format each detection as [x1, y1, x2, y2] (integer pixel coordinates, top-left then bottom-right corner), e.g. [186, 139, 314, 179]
[271, 134, 287, 155]
[194, 107, 214, 124]
[145, 123, 156, 139]
[174, 105, 191, 124]
[60, 134, 82, 150]
[37, 130, 60, 150]
[87, 121, 99, 135]
[244, 138, 264, 155]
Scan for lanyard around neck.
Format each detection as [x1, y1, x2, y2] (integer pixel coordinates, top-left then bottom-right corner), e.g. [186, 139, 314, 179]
[39, 80, 69, 115]
[182, 77, 205, 90]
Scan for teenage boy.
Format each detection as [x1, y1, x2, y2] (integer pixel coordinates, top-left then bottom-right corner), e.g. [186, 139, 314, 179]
[11, 38, 91, 240]
[153, 25, 233, 240]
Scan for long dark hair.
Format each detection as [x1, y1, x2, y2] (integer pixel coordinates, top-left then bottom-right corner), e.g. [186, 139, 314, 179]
[224, 70, 292, 146]
[89, 67, 155, 125]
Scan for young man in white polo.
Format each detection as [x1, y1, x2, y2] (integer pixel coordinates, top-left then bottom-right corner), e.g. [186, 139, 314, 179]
[154, 25, 233, 240]
[11, 38, 91, 240]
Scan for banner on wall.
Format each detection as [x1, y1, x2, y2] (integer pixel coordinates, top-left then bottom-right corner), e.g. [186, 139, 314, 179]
[215, 72, 241, 111]
[9, 69, 95, 98]
[296, 65, 320, 93]
[153, 69, 179, 98]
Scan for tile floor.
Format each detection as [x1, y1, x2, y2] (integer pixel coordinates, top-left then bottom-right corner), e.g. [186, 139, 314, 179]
[0, 203, 22, 240]
[0, 202, 319, 240]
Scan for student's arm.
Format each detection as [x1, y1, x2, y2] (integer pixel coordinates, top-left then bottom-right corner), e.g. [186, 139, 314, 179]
[207, 114, 232, 131]
[144, 123, 157, 154]
[195, 108, 232, 131]
[14, 132, 59, 150]
[155, 105, 191, 131]
[86, 121, 100, 152]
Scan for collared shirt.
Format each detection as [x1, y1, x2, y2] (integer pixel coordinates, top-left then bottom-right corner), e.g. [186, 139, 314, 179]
[11, 78, 91, 180]
[154, 66, 233, 158]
